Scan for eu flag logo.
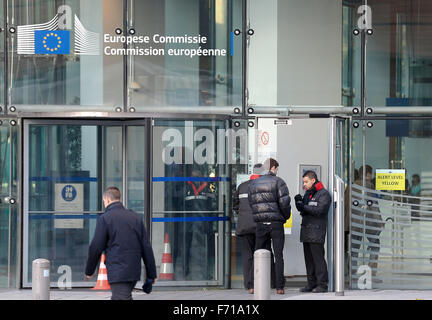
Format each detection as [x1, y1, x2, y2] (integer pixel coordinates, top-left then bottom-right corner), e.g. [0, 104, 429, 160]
[35, 30, 70, 54]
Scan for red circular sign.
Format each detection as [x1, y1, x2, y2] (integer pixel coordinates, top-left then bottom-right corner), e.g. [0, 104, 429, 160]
[261, 131, 269, 145]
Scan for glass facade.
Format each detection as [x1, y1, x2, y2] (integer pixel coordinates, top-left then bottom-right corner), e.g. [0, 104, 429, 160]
[366, 0, 432, 107]
[128, 0, 242, 110]
[8, 0, 123, 111]
[350, 120, 432, 289]
[1, 0, 432, 291]
[344, 0, 432, 289]
[23, 122, 122, 286]
[4, 0, 241, 113]
[152, 120, 232, 284]
[0, 123, 18, 288]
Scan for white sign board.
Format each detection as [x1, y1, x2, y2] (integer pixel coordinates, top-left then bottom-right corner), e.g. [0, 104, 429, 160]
[257, 118, 277, 164]
[54, 183, 84, 229]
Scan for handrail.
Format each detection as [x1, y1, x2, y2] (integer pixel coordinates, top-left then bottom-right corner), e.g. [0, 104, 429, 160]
[352, 183, 432, 202]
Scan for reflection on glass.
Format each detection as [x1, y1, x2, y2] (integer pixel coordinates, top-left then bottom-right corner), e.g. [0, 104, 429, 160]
[342, 1, 362, 107]
[367, 0, 432, 107]
[152, 120, 230, 282]
[9, 0, 122, 110]
[128, 0, 242, 109]
[0, 126, 18, 288]
[25, 124, 122, 286]
[351, 120, 432, 289]
[127, 126, 145, 214]
[0, 8, 3, 110]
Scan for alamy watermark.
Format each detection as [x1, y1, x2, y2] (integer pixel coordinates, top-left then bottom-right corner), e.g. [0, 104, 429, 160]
[57, 265, 72, 290]
[357, 5, 372, 30]
[356, 265, 372, 290]
[161, 122, 249, 165]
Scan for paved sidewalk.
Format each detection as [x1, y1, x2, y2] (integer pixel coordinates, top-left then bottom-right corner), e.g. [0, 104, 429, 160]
[1, 287, 432, 300]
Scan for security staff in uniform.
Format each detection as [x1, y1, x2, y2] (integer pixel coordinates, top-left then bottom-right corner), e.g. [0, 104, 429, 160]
[295, 171, 331, 293]
[184, 168, 216, 280]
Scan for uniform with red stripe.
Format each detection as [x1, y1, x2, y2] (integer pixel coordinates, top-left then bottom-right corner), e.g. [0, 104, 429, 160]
[298, 180, 331, 243]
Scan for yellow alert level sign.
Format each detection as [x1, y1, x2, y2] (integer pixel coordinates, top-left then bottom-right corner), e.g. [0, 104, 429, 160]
[375, 169, 406, 191]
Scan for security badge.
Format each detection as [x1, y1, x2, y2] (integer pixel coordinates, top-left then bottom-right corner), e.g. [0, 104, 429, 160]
[309, 200, 318, 206]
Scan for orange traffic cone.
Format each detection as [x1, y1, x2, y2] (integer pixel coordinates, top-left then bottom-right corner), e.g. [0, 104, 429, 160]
[159, 233, 174, 280]
[91, 253, 111, 290]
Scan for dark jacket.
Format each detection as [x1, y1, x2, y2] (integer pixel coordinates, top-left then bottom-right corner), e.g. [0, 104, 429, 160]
[185, 181, 215, 213]
[85, 202, 157, 283]
[299, 181, 332, 243]
[233, 174, 260, 236]
[248, 172, 291, 222]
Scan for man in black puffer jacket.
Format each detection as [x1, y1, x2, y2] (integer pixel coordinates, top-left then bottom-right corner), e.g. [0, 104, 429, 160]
[234, 164, 276, 294]
[248, 158, 291, 294]
[295, 170, 331, 293]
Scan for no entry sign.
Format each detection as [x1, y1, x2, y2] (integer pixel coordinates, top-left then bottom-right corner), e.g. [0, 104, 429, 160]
[261, 131, 269, 145]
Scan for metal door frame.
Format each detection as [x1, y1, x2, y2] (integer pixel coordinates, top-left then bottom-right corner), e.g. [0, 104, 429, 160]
[20, 119, 151, 288]
[150, 118, 230, 287]
[329, 115, 351, 293]
[21, 117, 231, 288]
[252, 115, 351, 292]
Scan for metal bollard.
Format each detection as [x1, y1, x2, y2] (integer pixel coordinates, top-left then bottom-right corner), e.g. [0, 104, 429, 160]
[32, 259, 50, 300]
[254, 249, 271, 300]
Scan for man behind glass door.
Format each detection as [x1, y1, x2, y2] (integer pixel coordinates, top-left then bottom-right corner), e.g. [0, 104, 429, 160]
[184, 168, 216, 280]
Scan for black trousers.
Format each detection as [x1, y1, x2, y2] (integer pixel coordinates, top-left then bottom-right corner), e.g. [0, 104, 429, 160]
[110, 281, 137, 300]
[255, 222, 285, 290]
[303, 242, 328, 288]
[241, 233, 255, 290]
[241, 233, 276, 290]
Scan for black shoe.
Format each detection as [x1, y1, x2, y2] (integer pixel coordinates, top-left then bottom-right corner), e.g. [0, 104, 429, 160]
[312, 286, 328, 293]
[299, 286, 315, 293]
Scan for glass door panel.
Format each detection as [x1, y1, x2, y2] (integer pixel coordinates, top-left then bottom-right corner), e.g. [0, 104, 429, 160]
[351, 119, 432, 289]
[152, 119, 230, 285]
[126, 125, 146, 214]
[0, 123, 19, 288]
[23, 121, 123, 287]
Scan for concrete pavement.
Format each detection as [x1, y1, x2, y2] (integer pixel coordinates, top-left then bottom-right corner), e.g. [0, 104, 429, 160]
[1, 287, 432, 300]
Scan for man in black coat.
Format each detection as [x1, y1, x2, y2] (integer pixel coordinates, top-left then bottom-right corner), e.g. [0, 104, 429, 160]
[85, 186, 157, 300]
[248, 158, 291, 294]
[295, 171, 331, 293]
[234, 164, 276, 294]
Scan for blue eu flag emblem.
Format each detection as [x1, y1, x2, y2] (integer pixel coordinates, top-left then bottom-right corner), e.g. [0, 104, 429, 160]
[35, 30, 70, 54]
